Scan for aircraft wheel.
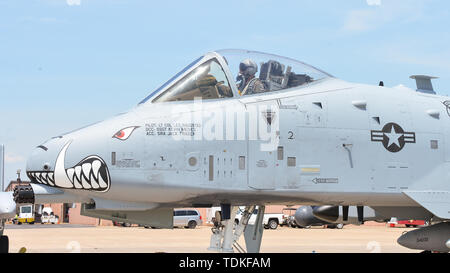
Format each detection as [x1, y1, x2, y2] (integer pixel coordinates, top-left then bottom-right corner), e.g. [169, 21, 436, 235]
[0, 236, 9, 253]
[336, 223, 344, 229]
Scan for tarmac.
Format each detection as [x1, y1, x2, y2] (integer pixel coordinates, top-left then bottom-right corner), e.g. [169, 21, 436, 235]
[3, 223, 420, 253]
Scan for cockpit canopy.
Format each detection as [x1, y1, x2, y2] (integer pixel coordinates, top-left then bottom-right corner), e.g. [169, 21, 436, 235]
[139, 49, 332, 104]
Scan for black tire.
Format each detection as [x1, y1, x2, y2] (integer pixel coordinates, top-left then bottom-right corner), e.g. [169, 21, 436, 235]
[0, 236, 9, 254]
[268, 219, 278, 230]
[122, 222, 131, 227]
[29, 222, 34, 225]
[188, 221, 197, 229]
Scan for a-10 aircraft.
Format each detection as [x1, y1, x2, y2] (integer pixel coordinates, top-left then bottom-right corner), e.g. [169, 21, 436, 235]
[1, 49, 450, 253]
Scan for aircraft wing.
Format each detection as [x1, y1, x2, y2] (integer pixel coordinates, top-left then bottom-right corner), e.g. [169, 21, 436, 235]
[403, 191, 450, 220]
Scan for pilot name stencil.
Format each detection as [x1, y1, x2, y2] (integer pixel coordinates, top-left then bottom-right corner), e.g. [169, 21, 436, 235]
[116, 159, 141, 168]
[145, 123, 201, 137]
[371, 122, 416, 153]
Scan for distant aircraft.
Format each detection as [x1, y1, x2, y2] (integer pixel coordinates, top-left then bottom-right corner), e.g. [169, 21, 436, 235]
[1, 49, 450, 253]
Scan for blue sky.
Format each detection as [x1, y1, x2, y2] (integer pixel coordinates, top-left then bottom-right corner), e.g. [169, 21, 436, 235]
[1, 0, 450, 187]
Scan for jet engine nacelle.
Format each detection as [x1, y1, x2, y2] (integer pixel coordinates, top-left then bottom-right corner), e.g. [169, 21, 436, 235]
[397, 222, 450, 253]
[311, 205, 383, 225]
[294, 206, 332, 227]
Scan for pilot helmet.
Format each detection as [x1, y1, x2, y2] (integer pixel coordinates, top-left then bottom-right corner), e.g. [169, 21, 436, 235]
[239, 59, 258, 77]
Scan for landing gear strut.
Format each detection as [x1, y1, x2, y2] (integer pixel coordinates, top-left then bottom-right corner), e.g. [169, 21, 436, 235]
[0, 220, 8, 253]
[208, 205, 265, 253]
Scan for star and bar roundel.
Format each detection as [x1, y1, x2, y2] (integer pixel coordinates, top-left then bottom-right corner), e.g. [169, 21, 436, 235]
[371, 122, 416, 153]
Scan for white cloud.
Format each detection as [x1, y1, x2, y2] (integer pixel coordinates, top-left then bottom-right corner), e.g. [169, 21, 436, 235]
[4, 153, 25, 164]
[342, 0, 426, 33]
[367, 0, 382, 6]
[66, 0, 81, 6]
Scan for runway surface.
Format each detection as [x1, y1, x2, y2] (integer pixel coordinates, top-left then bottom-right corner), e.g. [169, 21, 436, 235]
[3, 224, 419, 253]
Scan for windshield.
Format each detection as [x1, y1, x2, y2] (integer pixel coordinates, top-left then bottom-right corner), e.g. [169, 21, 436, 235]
[153, 58, 233, 103]
[21, 206, 32, 213]
[217, 49, 332, 96]
[138, 56, 203, 104]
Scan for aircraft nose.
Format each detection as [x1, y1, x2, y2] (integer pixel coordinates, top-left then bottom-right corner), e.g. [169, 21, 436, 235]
[27, 146, 51, 171]
[26, 138, 66, 185]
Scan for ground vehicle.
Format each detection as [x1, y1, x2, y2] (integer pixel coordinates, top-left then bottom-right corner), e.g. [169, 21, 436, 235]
[173, 209, 202, 229]
[282, 208, 298, 227]
[388, 218, 429, 228]
[41, 207, 59, 224]
[17, 205, 34, 224]
[235, 208, 283, 230]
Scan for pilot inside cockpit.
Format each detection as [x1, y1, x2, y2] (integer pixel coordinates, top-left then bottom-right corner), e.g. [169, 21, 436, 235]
[236, 59, 266, 96]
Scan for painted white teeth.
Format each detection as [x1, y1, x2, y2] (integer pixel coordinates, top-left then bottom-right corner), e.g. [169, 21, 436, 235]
[40, 173, 47, 184]
[72, 172, 83, 189]
[90, 173, 100, 189]
[74, 180, 83, 189]
[92, 160, 101, 180]
[67, 169, 75, 181]
[81, 163, 92, 189]
[98, 173, 108, 188]
[81, 174, 92, 189]
[82, 163, 91, 177]
[49, 173, 54, 182]
[74, 166, 82, 182]
[35, 173, 41, 183]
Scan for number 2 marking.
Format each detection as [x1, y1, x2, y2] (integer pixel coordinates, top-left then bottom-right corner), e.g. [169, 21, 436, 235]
[288, 131, 294, 140]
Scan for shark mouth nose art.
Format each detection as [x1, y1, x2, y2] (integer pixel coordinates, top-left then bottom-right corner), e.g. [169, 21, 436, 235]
[27, 140, 111, 192]
[27, 171, 56, 186]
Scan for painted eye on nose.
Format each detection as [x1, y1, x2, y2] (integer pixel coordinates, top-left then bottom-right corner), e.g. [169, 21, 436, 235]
[113, 126, 140, 141]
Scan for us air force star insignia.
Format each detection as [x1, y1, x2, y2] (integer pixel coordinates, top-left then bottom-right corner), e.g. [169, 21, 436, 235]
[371, 123, 416, 153]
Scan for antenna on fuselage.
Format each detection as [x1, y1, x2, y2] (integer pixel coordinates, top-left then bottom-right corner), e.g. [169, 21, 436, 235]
[410, 75, 438, 94]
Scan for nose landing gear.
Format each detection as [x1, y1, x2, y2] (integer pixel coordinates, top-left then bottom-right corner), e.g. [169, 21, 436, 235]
[208, 205, 265, 253]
